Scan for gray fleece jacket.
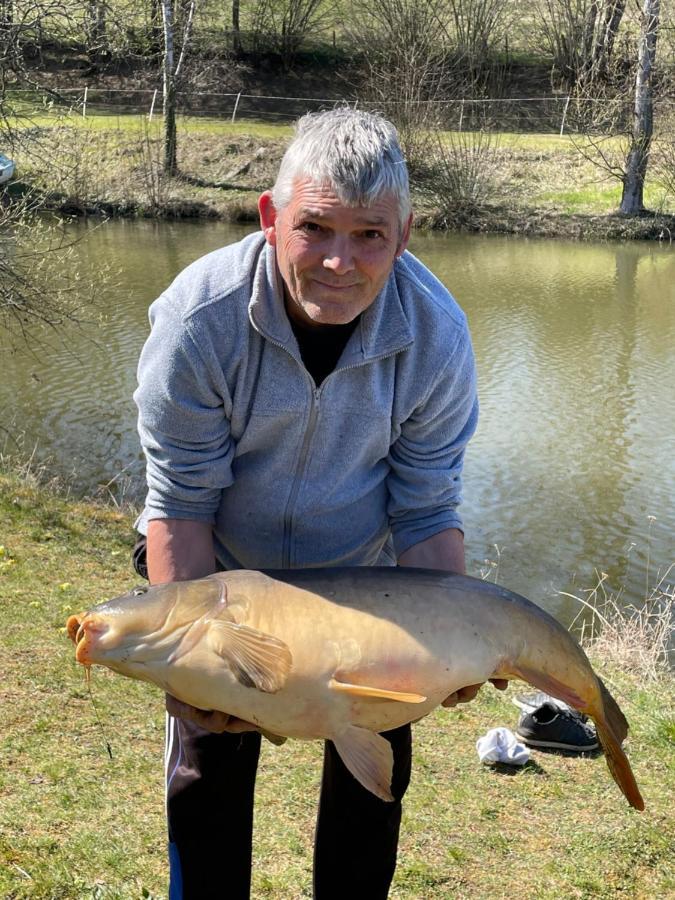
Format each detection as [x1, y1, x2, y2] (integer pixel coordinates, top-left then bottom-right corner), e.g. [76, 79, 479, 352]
[134, 230, 478, 570]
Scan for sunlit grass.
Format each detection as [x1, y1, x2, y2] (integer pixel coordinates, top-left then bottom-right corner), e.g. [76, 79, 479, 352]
[9, 106, 292, 140]
[4, 108, 675, 224]
[532, 186, 622, 212]
[1, 460, 674, 899]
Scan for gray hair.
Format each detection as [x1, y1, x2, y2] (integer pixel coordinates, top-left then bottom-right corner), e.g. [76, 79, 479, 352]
[272, 108, 411, 229]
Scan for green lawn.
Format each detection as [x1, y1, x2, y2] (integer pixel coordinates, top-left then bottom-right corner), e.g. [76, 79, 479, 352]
[1, 464, 673, 899]
[5, 107, 674, 228]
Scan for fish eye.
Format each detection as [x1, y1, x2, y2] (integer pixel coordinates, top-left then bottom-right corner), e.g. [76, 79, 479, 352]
[132, 586, 149, 596]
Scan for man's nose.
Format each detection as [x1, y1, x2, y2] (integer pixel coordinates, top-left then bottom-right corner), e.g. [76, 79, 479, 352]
[323, 237, 355, 274]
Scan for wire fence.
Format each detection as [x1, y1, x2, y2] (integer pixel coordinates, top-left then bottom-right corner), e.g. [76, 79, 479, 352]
[7, 86, 675, 136]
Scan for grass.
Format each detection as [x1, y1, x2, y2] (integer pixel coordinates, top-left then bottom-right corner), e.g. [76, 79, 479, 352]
[10, 105, 293, 140]
[1, 459, 673, 898]
[5, 110, 675, 234]
[564, 561, 674, 681]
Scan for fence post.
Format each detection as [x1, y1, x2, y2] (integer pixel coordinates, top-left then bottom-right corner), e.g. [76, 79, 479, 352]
[149, 89, 158, 121]
[231, 92, 242, 124]
[82, 86, 88, 118]
[560, 95, 571, 137]
[458, 99, 464, 132]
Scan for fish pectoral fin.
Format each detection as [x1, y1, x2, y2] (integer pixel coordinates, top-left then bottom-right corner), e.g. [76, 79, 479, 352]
[329, 679, 426, 704]
[332, 726, 395, 802]
[207, 621, 292, 693]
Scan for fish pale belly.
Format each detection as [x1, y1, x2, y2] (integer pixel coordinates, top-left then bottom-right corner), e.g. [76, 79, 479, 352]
[160, 571, 509, 738]
[162, 633, 497, 740]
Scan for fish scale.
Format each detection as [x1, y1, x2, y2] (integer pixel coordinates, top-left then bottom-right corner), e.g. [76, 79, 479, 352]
[67, 567, 644, 810]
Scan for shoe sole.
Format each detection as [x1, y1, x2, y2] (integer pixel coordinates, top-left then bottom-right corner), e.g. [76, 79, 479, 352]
[516, 734, 599, 751]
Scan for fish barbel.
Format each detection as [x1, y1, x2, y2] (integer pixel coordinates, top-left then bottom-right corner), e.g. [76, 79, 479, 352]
[66, 567, 644, 810]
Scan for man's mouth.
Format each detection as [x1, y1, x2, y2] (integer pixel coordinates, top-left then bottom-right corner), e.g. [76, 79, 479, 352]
[312, 279, 361, 291]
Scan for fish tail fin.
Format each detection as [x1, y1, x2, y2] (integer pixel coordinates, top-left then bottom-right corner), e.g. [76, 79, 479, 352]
[591, 678, 643, 811]
[597, 677, 629, 744]
[594, 718, 644, 811]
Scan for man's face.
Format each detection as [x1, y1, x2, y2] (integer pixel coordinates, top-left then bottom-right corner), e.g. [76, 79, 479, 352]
[258, 179, 412, 328]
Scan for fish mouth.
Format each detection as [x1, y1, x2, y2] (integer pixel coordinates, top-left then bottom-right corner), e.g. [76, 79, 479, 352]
[66, 613, 84, 645]
[66, 613, 108, 664]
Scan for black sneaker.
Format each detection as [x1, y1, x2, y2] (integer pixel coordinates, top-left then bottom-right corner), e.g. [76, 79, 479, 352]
[512, 691, 571, 715]
[516, 702, 599, 752]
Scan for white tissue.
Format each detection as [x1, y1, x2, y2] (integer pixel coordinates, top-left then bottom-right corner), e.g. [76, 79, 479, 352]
[476, 727, 530, 766]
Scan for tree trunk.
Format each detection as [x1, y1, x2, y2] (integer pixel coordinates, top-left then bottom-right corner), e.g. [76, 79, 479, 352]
[597, 0, 626, 73]
[232, 0, 241, 53]
[0, 0, 14, 72]
[619, 0, 659, 215]
[0, 0, 13, 26]
[162, 0, 178, 176]
[86, 1, 108, 64]
[174, 0, 195, 79]
[581, 0, 599, 78]
[150, 0, 163, 55]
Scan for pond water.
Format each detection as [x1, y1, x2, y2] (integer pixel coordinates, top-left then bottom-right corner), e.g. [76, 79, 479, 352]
[2, 218, 674, 624]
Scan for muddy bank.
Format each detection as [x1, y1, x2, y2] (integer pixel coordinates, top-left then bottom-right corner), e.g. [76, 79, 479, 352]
[36, 187, 675, 243]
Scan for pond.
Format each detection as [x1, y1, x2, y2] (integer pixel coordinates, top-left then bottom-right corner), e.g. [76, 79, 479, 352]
[2, 218, 674, 623]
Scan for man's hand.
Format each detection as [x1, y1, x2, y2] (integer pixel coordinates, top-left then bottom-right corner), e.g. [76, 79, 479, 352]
[166, 695, 260, 735]
[442, 678, 509, 708]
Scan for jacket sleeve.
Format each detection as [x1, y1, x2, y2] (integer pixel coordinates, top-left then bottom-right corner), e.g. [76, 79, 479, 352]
[133, 291, 235, 532]
[386, 324, 478, 558]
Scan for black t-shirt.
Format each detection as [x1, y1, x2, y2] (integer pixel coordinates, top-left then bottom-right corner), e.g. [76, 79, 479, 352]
[289, 316, 359, 387]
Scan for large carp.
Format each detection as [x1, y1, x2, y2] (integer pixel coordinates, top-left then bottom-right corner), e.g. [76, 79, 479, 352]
[66, 567, 644, 810]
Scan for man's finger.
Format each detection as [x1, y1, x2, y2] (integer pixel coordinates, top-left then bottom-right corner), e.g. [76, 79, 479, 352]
[455, 683, 483, 703]
[166, 696, 232, 732]
[166, 695, 260, 734]
[223, 717, 260, 733]
[441, 692, 460, 708]
[441, 682, 484, 707]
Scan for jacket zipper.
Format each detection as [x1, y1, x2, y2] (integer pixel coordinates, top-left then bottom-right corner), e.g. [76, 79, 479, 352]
[279, 347, 408, 568]
[281, 384, 320, 568]
[246, 328, 318, 568]
[250, 321, 409, 568]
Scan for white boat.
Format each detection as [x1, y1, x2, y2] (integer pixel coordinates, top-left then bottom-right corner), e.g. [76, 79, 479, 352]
[0, 153, 15, 185]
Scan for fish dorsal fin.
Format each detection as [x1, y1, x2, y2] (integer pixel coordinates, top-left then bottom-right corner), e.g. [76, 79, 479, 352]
[329, 679, 426, 704]
[332, 725, 395, 802]
[207, 620, 292, 693]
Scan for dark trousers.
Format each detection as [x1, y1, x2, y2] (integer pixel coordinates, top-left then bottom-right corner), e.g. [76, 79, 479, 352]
[135, 537, 412, 899]
[165, 715, 412, 900]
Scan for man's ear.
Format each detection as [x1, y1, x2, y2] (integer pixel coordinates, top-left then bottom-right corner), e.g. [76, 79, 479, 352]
[258, 191, 277, 246]
[396, 212, 413, 258]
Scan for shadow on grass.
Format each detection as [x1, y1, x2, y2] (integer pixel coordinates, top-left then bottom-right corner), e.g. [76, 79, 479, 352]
[484, 744, 604, 777]
[528, 745, 604, 760]
[484, 759, 547, 777]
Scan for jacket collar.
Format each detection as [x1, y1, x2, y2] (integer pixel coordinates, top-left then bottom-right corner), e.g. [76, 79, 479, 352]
[248, 240, 414, 364]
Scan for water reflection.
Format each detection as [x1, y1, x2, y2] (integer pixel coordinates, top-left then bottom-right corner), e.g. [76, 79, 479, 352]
[407, 231, 675, 613]
[1, 220, 673, 621]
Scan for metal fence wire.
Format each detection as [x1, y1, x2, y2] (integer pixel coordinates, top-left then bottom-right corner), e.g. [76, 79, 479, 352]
[7, 87, 675, 136]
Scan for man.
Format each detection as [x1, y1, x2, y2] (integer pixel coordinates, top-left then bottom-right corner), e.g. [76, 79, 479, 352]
[134, 108, 504, 900]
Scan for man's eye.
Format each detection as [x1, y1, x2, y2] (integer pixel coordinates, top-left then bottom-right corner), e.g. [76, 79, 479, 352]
[363, 230, 384, 240]
[300, 222, 323, 233]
